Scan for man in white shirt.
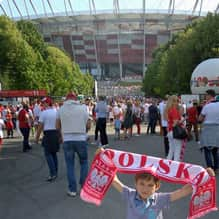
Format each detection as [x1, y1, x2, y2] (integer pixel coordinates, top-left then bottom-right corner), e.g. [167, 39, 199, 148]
[95, 96, 109, 146]
[56, 92, 91, 197]
[143, 101, 150, 124]
[0, 113, 5, 151]
[158, 95, 169, 156]
[35, 97, 59, 182]
[199, 89, 219, 172]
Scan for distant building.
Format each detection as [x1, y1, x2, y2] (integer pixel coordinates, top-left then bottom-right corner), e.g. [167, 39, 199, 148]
[35, 13, 198, 81]
[1, 0, 215, 95]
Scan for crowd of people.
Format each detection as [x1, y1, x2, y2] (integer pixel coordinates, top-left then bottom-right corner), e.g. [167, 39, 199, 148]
[92, 91, 219, 174]
[0, 90, 218, 197]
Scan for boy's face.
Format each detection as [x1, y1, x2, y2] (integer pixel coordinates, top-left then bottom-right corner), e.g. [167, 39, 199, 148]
[135, 178, 160, 200]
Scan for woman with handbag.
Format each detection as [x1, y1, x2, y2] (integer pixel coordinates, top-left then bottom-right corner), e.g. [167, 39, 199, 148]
[132, 100, 142, 136]
[164, 95, 186, 161]
[123, 101, 133, 139]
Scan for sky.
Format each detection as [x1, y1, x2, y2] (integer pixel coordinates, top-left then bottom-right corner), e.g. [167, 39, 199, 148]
[0, 0, 218, 19]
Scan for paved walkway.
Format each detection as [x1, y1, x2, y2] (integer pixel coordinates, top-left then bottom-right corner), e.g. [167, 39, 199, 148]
[0, 125, 218, 219]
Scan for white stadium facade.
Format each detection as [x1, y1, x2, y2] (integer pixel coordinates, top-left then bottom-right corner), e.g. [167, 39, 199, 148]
[1, 0, 219, 95]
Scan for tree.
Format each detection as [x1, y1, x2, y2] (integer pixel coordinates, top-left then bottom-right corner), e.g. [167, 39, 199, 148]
[46, 46, 74, 96]
[142, 13, 219, 97]
[0, 16, 94, 96]
[0, 16, 40, 89]
[46, 46, 94, 96]
[17, 20, 48, 58]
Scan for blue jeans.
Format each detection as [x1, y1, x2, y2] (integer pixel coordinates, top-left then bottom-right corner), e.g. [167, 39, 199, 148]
[44, 147, 58, 177]
[203, 147, 218, 170]
[63, 141, 88, 192]
[20, 127, 30, 150]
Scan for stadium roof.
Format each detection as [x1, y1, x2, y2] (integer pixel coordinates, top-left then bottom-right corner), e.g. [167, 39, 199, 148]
[0, 0, 218, 21]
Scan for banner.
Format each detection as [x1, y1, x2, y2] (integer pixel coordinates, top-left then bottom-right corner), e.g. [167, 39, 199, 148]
[0, 90, 47, 97]
[81, 149, 217, 219]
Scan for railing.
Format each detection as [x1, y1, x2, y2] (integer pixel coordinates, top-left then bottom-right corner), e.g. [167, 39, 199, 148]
[11, 8, 209, 21]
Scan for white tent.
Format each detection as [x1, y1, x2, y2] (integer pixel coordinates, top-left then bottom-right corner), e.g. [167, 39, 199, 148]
[191, 58, 219, 94]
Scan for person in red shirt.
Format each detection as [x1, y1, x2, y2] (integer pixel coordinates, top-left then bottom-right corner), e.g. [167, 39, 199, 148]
[0, 104, 3, 114]
[186, 102, 199, 142]
[18, 104, 31, 152]
[5, 109, 14, 138]
[164, 95, 185, 161]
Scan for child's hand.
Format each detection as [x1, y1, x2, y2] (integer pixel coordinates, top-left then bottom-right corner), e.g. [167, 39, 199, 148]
[113, 174, 119, 182]
[206, 168, 215, 177]
[95, 147, 104, 155]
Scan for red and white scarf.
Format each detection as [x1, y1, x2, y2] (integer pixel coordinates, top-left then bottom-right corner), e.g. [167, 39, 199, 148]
[81, 149, 217, 219]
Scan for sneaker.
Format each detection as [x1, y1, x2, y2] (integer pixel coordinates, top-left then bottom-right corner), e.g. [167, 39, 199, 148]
[67, 191, 77, 197]
[101, 144, 109, 148]
[214, 169, 219, 175]
[93, 140, 99, 146]
[46, 175, 57, 182]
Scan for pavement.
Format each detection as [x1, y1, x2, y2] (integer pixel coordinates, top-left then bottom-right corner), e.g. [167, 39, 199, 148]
[0, 125, 218, 219]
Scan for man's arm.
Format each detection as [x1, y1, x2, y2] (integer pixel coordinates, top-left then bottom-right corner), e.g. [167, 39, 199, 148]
[35, 123, 43, 144]
[198, 104, 206, 123]
[86, 118, 92, 131]
[56, 118, 63, 143]
[198, 114, 205, 123]
[56, 118, 61, 130]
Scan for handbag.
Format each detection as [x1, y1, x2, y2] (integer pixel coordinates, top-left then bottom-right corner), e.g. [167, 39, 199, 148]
[173, 125, 188, 140]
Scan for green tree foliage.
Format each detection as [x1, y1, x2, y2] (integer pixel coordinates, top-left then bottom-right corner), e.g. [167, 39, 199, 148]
[46, 46, 74, 96]
[46, 46, 94, 96]
[17, 20, 48, 58]
[143, 13, 219, 97]
[0, 16, 40, 89]
[70, 64, 94, 96]
[0, 16, 94, 96]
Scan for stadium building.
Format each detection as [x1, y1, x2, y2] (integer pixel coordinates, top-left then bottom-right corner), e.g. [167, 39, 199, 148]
[1, 0, 218, 95]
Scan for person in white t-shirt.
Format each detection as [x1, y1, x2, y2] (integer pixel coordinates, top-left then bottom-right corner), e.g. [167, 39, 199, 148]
[158, 95, 169, 156]
[143, 101, 150, 124]
[1, 106, 7, 123]
[0, 113, 5, 152]
[35, 97, 60, 182]
[199, 89, 219, 173]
